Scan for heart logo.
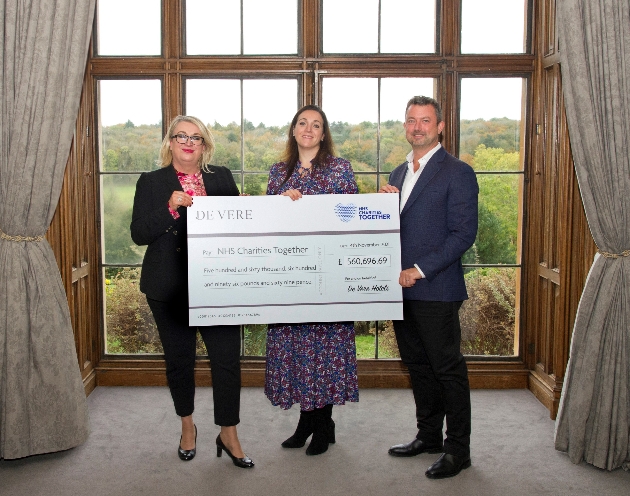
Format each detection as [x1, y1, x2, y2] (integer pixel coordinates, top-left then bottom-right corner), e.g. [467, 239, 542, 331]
[334, 203, 357, 222]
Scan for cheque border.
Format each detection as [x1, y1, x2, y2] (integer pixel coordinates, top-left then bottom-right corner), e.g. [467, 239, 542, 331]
[188, 229, 400, 238]
[190, 300, 403, 309]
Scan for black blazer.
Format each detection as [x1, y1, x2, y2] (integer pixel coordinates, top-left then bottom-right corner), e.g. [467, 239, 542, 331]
[130, 164, 239, 302]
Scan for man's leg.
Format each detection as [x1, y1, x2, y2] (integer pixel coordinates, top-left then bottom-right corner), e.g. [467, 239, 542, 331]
[405, 300, 470, 458]
[390, 300, 444, 450]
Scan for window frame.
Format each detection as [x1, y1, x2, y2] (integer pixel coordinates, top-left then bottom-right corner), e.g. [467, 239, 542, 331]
[91, 0, 535, 388]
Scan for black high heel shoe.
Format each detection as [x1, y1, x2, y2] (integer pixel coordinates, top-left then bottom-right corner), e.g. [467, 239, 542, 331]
[178, 425, 197, 461]
[216, 434, 254, 468]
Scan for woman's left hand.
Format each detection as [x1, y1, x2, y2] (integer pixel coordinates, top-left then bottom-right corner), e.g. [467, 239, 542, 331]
[281, 189, 302, 201]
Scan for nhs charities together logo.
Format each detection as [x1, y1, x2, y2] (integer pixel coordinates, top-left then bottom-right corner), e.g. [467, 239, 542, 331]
[334, 203, 357, 222]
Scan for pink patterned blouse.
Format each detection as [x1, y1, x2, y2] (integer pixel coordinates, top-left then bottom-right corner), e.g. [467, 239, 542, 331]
[168, 170, 207, 219]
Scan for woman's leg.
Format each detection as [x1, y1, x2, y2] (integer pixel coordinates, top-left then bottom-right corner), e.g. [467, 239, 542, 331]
[179, 415, 196, 450]
[147, 298, 197, 449]
[306, 404, 335, 456]
[199, 324, 244, 456]
[218, 426, 244, 458]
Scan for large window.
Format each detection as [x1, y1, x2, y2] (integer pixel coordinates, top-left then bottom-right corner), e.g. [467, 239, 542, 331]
[459, 77, 525, 356]
[96, 0, 531, 359]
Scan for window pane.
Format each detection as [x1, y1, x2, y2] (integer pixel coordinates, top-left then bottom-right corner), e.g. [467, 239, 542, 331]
[243, 79, 297, 171]
[99, 80, 162, 173]
[355, 321, 376, 358]
[461, 0, 526, 54]
[378, 320, 400, 358]
[233, 173, 243, 193]
[186, 0, 297, 55]
[102, 174, 145, 265]
[186, 79, 296, 175]
[186, 0, 240, 55]
[381, 0, 435, 53]
[381, 78, 435, 122]
[186, 79, 242, 171]
[98, 0, 160, 56]
[243, 0, 297, 54]
[460, 78, 524, 170]
[323, 78, 378, 172]
[244, 324, 267, 356]
[244, 173, 269, 196]
[101, 123, 162, 173]
[355, 173, 377, 194]
[323, 0, 378, 53]
[104, 267, 161, 354]
[354, 320, 402, 359]
[105, 267, 208, 355]
[463, 174, 521, 265]
[324, 78, 436, 175]
[461, 267, 518, 356]
[380, 78, 435, 172]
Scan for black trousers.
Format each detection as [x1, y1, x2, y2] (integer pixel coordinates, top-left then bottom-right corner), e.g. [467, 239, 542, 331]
[147, 297, 241, 426]
[393, 300, 471, 458]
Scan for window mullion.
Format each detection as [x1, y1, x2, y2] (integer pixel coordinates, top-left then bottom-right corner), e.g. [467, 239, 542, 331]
[240, 0, 244, 55]
[163, 0, 182, 59]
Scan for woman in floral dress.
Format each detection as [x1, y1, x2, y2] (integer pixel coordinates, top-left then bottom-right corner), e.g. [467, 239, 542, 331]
[265, 105, 359, 456]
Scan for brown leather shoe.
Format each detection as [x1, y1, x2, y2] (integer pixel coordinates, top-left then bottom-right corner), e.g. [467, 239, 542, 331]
[388, 438, 443, 457]
[425, 453, 471, 479]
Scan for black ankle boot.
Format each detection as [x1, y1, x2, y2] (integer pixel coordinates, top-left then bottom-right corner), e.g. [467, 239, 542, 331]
[306, 406, 333, 456]
[281, 410, 314, 448]
[323, 404, 335, 444]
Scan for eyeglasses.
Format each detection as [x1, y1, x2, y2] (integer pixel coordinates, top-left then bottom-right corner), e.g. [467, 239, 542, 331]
[171, 133, 205, 145]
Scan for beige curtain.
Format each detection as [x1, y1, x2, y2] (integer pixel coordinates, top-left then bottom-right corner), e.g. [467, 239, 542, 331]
[554, 0, 630, 470]
[0, 0, 96, 459]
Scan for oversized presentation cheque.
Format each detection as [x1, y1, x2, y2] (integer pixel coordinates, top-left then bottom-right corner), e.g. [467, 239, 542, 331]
[187, 193, 403, 325]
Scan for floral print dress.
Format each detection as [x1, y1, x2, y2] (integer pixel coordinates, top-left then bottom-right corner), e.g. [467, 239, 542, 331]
[264, 155, 360, 410]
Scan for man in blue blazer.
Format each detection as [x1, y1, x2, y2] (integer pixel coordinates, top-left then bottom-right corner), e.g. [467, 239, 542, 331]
[379, 96, 478, 479]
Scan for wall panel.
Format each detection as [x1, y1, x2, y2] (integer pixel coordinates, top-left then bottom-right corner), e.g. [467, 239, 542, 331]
[524, 0, 597, 418]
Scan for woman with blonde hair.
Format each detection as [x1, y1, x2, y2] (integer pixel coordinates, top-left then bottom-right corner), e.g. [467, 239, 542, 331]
[131, 115, 253, 468]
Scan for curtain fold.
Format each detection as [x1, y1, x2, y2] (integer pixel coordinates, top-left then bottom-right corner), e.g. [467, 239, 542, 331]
[0, 0, 96, 459]
[555, 0, 630, 471]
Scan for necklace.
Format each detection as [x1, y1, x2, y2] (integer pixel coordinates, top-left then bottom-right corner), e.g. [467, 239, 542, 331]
[296, 163, 312, 177]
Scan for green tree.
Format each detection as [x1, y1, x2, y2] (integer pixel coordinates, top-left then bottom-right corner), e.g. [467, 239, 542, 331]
[103, 187, 139, 264]
[460, 118, 520, 157]
[244, 173, 266, 196]
[464, 144, 520, 264]
[102, 123, 161, 172]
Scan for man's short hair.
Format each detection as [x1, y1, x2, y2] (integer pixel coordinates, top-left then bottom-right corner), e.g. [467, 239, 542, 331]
[405, 96, 443, 123]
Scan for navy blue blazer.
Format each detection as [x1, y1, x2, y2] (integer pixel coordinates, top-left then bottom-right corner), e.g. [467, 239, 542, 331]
[388, 147, 479, 302]
[130, 164, 239, 302]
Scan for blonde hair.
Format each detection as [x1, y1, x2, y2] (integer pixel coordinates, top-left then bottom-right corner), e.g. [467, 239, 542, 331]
[158, 115, 216, 172]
